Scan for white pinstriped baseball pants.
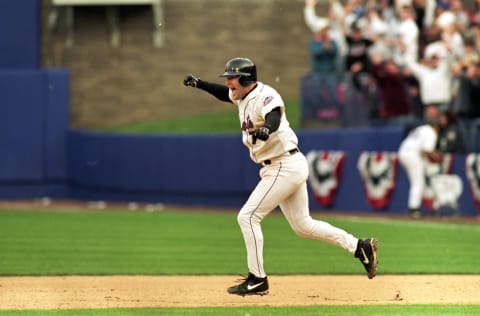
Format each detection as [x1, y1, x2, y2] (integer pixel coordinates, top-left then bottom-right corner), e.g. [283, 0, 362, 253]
[398, 150, 425, 210]
[237, 151, 359, 278]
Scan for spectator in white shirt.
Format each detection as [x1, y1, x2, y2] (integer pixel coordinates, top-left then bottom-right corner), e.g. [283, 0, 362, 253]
[404, 50, 453, 112]
[393, 5, 420, 66]
[435, 10, 465, 62]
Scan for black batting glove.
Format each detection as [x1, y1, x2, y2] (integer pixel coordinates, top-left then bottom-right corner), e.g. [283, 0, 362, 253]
[183, 74, 200, 87]
[252, 126, 271, 141]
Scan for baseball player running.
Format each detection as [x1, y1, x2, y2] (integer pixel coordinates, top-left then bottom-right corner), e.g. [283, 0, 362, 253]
[183, 57, 378, 296]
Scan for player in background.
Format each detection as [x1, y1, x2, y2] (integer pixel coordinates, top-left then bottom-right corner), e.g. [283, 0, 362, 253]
[183, 57, 378, 296]
[398, 105, 443, 218]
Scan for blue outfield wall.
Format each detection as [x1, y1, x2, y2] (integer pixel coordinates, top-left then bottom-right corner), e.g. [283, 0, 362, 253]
[0, 0, 40, 68]
[65, 128, 479, 216]
[0, 69, 69, 197]
[66, 131, 259, 206]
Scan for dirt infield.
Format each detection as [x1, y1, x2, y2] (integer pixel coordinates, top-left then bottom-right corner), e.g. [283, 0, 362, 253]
[1, 275, 479, 310]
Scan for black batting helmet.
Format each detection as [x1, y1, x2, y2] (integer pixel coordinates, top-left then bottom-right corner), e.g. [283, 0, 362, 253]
[220, 57, 257, 86]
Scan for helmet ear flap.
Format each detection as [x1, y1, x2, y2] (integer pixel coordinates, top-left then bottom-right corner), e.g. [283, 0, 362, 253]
[239, 76, 254, 87]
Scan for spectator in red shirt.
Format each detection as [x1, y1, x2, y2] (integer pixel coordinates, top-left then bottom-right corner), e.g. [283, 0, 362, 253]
[369, 52, 412, 119]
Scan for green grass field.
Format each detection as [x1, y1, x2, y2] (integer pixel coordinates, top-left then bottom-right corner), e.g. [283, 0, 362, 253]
[1, 209, 479, 275]
[0, 208, 479, 315]
[2, 305, 480, 316]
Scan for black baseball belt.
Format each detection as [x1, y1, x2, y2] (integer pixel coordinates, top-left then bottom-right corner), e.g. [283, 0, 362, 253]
[263, 148, 299, 165]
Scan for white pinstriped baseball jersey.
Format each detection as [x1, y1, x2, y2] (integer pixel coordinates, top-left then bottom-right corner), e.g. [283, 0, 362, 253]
[230, 82, 298, 164]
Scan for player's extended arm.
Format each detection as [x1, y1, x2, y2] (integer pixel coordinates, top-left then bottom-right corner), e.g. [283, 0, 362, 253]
[183, 74, 232, 103]
[251, 107, 281, 142]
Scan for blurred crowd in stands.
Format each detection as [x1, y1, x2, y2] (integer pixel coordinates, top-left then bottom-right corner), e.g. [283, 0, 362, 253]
[304, 0, 480, 152]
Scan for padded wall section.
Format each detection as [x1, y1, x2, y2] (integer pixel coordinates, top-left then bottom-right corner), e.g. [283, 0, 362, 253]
[67, 130, 258, 205]
[0, 69, 69, 198]
[0, 0, 40, 68]
[44, 70, 70, 179]
[65, 127, 478, 214]
[0, 71, 45, 181]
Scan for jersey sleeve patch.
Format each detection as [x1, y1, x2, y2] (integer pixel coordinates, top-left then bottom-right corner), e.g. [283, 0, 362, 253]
[262, 95, 274, 106]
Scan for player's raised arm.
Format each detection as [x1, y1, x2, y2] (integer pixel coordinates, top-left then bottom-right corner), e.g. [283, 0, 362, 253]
[183, 74, 231, 103]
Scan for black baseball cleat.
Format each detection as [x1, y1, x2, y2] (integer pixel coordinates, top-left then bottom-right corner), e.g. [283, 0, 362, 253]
[354, 238, 378, 279]
[227, 273, 269, 296]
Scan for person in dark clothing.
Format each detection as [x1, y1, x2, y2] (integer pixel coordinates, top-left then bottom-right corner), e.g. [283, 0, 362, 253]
[453, 62, 480, 119]
[369, 53, 412, 119]
[437, 109, 466, 154]
[345, 24, 374, 91]
[469, 70, 480, 119]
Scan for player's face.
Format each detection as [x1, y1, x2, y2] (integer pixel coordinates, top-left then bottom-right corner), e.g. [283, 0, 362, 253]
[225, 76, 246, 100]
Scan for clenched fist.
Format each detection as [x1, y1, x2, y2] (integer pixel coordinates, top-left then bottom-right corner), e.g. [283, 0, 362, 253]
[252, 126, 270, 141]
[183, 74, 200, 87]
